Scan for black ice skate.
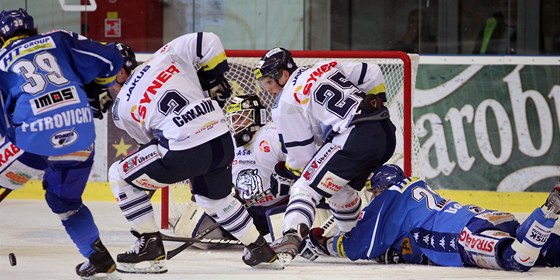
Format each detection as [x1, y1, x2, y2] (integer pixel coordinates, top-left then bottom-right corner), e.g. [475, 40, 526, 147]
[116, 230, 167, 274]
[75, 238, 120, 280]
[270, 227, 304, 266]
[542, 186, 560, 219]
[242, 235, 284, 270]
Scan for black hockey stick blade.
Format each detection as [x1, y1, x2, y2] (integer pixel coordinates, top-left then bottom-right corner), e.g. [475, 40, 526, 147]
[0, 187, 12, 203]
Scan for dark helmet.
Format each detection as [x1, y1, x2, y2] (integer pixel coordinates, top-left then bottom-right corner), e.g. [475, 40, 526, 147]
[115, 42, 138, 75]
[0, 8, 35, 40]
[368, 164, 405, 192]
[253, 47, 297, 81]
[225, 94, 267, 147]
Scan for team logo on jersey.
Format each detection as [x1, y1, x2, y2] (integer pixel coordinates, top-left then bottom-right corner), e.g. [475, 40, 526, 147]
[259, 140, 270, 152]
[50, 129, 78, 148]
[30, 86, 80, 114]
[400, 238, 413, 255]
[236, 168, 265, 201]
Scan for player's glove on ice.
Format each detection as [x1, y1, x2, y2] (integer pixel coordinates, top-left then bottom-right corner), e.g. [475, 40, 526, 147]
[300, 228, 330, 261]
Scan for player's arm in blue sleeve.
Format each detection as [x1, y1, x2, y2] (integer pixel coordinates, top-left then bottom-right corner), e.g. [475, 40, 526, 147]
[329, 201, 393, 261]
[61, 31, 123, 87]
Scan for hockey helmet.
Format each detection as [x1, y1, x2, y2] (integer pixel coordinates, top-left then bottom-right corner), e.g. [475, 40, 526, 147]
[368, 164, 405, 192]
[253, 47, 297, 81]
[115, 42, 138, 75]
[225, 94, 267, 147]
[0, 8, 34, 39]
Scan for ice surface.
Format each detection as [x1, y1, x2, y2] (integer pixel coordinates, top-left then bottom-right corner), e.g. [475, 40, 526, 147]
[1, 200, 558, 280]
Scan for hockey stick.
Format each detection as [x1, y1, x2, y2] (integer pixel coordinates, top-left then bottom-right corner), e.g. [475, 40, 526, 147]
[163, 189, 272, 260]
[0, 187, 12, 203]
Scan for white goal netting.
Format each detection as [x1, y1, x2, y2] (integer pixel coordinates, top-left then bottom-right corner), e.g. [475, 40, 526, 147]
[161, 50, 421, 229]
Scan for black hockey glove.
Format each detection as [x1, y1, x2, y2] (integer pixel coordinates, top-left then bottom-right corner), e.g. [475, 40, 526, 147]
[208, 79, 232, 108]
[300, 227, 330, 261]
[84, 82, 113, 120]
[374, 247, 405, 264]
[270, 161, 297, 197]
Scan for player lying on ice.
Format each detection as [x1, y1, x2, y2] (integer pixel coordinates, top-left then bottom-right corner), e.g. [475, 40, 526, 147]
[300, 164, 560, 271]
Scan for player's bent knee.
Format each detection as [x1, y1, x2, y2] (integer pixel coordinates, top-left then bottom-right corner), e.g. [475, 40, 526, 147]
[45, 191, 82, 217]
[459, 228, 517, 270]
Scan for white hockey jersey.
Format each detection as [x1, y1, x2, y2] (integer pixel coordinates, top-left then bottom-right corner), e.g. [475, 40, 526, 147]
[112, 32, 230, 149]
[231, 123, 287, 207]
[271, 60, 386, 173]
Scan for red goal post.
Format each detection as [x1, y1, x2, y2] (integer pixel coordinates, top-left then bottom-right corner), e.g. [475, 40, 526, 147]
[160, 50, 421, 229]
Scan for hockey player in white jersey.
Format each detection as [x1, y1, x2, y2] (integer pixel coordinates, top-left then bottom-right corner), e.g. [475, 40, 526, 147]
[109, 32, 282, 273]
[174, 94, 292, 243]
[254, 48, 397, 264]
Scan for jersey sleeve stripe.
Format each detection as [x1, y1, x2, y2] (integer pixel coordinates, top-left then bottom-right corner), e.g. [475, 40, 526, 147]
[71, 47, 116, 72]
[283, 136, 314, 148]
[358, 62, 367, 85]
[367, 83, 386, 95]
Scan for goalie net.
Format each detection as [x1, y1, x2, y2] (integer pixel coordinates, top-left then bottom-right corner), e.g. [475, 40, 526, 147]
[160, 50, 422, 229]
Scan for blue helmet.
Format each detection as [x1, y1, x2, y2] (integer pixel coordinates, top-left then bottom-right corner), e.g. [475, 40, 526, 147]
[0, 8, 35, 39]
[253, 47, 297, 81]
[368, 164, 405, 192]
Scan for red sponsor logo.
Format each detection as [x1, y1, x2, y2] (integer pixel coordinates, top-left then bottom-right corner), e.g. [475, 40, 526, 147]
[259, 140, 270, 153]
[458, 229, 495, 253]
[6, 171, 32, 185]
[0, 143, 22, 168]
[131, 64, 180, 124]
[320, 177, 343, 192]
[294, 61, 337, 104]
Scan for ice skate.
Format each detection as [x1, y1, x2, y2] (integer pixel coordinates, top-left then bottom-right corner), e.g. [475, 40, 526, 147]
[542, 186, 560, 219]
[242, 235, 284, 270]
[116, 230, 167, 274]
[270, 227, 303, 266]
[75, 238, 120, 280]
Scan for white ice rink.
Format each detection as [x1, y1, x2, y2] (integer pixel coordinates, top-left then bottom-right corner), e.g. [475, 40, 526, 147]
[1, 199, 559, 280]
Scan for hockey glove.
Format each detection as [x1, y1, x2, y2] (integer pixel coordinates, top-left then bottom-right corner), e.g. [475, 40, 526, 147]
[84, 82, 114, 119]
[208, 79, 232, 108]
[300, 228, 330, 261]
[374, 247, 405, 264]
[270, 161, 297, 197]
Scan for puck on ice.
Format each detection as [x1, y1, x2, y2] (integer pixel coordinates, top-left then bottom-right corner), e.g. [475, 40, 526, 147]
[8, 253, 16, 266]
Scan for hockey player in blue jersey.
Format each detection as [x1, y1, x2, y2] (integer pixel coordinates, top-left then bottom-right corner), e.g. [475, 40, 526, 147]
[300, 164, 560, 272]
[0, 8, 131, 279]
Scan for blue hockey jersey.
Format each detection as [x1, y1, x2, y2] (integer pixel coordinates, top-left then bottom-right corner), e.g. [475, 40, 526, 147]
[334, 177, 490, 266]
[0, 30, 123, 156]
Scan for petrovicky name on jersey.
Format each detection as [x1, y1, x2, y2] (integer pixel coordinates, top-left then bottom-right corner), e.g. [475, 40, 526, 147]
[1, 36, 56, 71]
[20, 107, 93, 132]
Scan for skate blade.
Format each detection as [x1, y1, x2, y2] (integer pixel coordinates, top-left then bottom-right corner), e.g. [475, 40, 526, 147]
[116, 260, 168, 274]
[250, 256, 285, 270]
[80, 270, 121, 280]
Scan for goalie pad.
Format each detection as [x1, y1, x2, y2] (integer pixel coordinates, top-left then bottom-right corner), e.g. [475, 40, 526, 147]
[174, 199, 235, 249]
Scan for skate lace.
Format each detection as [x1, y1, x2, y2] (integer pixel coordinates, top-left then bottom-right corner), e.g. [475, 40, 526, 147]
[125, 236, 146, 254]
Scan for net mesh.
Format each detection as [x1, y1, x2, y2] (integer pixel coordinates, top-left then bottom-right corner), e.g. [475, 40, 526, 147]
[162, 52, 421, 228]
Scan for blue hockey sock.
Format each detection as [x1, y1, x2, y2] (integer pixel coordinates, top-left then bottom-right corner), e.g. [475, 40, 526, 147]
[61, 205, 100, 258]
